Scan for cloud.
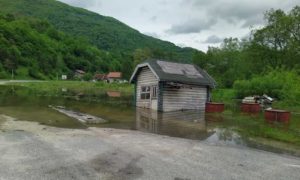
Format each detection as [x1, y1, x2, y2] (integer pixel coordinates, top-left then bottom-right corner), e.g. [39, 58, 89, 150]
[159, 0, 168, 5]
[203, 35, 223, 44]
[58, 0, 299, 51]
[150, 16, 157, 22]
[59, 0, 98, 8]
[176, 43, 187, 47]
[144, 32, 160, 38]
[184, 0, 298, 28]
[140, 6, 148, 14]
[212, 3, 266, 27]
[166, 19, 217, 34]
[189, 0, 264, 27]
[241, 17, 263, 28]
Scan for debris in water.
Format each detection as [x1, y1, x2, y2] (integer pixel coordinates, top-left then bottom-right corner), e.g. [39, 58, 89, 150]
[242, 94, 274, 109]
[49, 105, 107, 124]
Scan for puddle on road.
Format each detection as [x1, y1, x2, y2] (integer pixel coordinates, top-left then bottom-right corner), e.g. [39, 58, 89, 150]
[0, 85, 300, 156]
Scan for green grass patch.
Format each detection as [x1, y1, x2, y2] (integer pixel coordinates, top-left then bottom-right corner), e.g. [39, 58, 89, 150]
[7, 81, 134, 97]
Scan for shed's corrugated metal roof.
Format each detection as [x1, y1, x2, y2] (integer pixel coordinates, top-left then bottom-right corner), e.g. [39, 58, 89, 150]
[130, 59, 216, 88]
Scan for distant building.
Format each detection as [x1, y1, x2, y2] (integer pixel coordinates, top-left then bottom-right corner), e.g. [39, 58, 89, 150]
[61, 75, 67, 80]
[74, 70, 85, 79]
[130, 60, 216, 112]
[106, 72, 122, 83]
[94, 74, 106, 81]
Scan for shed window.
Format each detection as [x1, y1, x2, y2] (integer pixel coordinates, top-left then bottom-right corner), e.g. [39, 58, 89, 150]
[152, 86, 157, 99]
[141, 86, 150, 99]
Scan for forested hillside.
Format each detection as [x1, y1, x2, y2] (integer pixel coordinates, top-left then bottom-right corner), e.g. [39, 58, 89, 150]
[0, 14, 118, 79]
[0, 0, 197, 61]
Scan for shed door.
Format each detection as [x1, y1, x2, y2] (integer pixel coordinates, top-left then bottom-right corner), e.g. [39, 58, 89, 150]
[151, 86, 158, 110]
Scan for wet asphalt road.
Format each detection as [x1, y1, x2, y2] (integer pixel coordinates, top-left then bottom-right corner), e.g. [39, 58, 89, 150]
[0, 115, 300, 180]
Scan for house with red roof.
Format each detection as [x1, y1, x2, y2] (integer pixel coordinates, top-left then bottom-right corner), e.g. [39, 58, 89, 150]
[106, 72, 122, 83]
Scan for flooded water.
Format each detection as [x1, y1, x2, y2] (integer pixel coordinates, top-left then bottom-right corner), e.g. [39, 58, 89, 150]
[0, 85, 300, 156]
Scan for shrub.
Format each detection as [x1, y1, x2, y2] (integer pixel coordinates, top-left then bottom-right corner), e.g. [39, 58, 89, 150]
[233, 70, 300, 105]
[82, 73, 93, 81]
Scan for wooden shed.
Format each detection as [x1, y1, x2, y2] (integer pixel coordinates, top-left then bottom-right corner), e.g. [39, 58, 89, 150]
[130, 60, 216, 112]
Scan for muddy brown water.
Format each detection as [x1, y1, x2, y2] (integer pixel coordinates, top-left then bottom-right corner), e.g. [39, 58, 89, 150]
[0, 85, 299, 157]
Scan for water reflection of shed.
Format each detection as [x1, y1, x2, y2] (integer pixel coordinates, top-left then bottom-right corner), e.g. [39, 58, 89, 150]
[130, 60, 216, 112]
[136, 108, 213, 140]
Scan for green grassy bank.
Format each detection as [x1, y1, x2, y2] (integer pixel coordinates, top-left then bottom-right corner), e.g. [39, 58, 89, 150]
[7, 81, 133, 97]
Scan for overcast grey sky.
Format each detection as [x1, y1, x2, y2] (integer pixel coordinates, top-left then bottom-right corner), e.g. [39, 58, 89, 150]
[58, 0, 298, 51]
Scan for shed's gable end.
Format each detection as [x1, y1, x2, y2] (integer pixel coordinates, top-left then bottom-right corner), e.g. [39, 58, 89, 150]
[129, 63, 159, 83]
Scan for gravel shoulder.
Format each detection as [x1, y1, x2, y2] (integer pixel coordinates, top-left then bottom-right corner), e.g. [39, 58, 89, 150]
[0, 115, 300, 180]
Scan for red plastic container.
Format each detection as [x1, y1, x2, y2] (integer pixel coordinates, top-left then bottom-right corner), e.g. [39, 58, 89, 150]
[205, 102, 225, 113]
[264, 109, 291, 123]
[241, 103, 261, 113]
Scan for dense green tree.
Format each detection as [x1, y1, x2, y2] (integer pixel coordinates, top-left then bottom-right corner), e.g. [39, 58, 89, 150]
[0, 14, 118, 79]
[197, 6, 300, 88]
[133, 48, 153, 66]
[247, 6, 300, 72]
[193, 38, 249, 88]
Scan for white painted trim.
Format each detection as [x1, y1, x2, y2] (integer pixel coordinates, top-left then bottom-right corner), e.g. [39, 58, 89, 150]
[129, 63, 160, 83]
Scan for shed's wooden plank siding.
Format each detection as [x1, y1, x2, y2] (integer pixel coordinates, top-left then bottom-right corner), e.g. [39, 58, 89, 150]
[158, 82, 164, 111]
[136, 67, 158, 109]
[162, 84, 207, 112]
